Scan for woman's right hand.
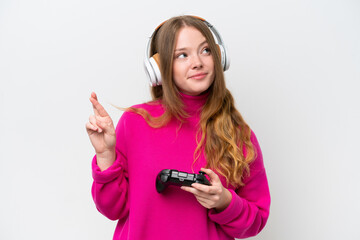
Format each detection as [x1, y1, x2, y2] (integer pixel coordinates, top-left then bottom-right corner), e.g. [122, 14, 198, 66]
[86, 92, 116, 169]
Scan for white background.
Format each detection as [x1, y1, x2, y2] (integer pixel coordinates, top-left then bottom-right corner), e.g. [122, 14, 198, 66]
[0, 0, 359, 239]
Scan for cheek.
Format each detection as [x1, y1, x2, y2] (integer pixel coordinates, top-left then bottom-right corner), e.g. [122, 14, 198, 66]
[207, 58, 215, 70]
[173, 63, 187, 80]
[172, 67, 182, 88]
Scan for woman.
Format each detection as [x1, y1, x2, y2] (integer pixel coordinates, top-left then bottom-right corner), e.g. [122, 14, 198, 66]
[86, 15, 270, 240]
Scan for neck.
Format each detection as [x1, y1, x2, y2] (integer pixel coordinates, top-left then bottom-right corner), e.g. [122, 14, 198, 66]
[179, 91, 209, 116]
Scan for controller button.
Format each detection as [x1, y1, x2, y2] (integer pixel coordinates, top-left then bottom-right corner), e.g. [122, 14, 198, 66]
[178, 172, 187, 177]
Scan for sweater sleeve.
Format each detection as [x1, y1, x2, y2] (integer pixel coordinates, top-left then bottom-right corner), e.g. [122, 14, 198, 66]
[91, 113, 130, 221]
[208, 131, 271, 238]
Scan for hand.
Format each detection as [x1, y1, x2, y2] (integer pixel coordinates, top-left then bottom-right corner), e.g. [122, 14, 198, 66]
[86, 92, 116, 166]
[181, 168, 232, 212]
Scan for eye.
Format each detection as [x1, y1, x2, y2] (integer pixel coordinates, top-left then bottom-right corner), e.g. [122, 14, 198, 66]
[202, 47, 211, 55]
[175, 53, 187, 59]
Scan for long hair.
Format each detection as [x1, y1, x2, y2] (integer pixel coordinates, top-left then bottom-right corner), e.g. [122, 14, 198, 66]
[129, 15, 255, 187]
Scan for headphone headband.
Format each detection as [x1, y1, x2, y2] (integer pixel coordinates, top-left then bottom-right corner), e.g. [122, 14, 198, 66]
[144, 16, 230, 86]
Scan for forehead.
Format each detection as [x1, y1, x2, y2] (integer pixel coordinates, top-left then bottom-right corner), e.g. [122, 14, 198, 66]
[174, 26, 207, 48]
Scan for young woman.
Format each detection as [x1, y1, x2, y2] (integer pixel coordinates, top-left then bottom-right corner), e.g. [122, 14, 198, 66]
[86, 15, 270, 240]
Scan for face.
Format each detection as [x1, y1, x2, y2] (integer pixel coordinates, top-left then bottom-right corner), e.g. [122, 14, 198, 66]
[172, 26, 215, 96]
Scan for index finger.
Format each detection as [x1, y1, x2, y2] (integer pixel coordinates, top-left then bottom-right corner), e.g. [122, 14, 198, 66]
[191, 183, 215, 194]
[89, 92, 109, 117]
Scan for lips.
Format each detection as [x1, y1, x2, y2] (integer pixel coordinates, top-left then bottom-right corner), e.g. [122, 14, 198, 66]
[189, 72, 207, 80]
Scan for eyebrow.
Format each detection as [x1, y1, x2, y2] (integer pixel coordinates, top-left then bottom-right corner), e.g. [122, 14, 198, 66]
[174, 40, 208, 52]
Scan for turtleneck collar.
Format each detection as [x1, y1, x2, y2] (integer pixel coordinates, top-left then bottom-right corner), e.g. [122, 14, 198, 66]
[179, 90, 209, 116]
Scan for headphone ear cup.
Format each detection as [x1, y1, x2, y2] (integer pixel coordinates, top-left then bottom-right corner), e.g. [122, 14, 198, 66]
[151, 53, 162, 85]
[144, 53, 162, 86]
[216, 44, 230, 71]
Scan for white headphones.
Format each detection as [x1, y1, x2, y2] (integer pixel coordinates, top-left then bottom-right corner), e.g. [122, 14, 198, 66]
[143, 16, 230, 86]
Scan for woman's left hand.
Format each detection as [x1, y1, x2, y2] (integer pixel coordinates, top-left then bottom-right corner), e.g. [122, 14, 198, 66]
[181, 168, 232, 212]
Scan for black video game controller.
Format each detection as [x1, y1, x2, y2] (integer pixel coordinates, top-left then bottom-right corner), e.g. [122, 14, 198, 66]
[156, 169, 211, 193]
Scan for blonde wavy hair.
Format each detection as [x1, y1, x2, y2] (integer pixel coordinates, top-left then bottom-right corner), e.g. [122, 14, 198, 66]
[129, 16, 256, 187]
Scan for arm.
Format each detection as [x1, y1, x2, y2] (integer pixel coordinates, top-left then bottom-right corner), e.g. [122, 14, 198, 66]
[87, 92, 130, 221]
[91, 146, 129, 221]
[207, 131, 271, 238]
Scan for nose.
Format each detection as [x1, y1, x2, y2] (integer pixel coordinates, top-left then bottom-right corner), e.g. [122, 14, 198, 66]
[191, 54, 203, 69]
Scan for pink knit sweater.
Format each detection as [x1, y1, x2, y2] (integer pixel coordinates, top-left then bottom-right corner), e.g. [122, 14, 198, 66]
[91, 92, 270, 239]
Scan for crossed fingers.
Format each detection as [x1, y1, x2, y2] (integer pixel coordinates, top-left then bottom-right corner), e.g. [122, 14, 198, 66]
[89, 92, 110, 117]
